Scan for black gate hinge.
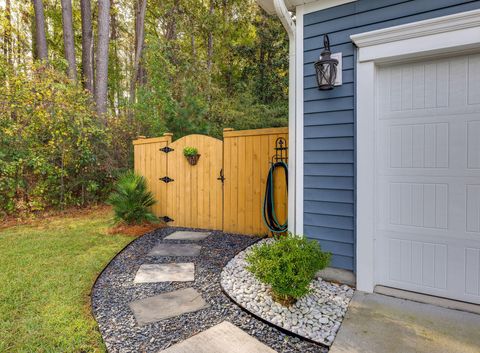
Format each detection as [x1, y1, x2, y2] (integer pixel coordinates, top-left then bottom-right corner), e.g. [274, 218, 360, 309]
[159, 176, 174, 183]
[159, 146, 174, 153]
[161, 216, 174, 223]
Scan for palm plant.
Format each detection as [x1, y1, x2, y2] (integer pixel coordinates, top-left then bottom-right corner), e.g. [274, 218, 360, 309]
[107, 171, 158, 224]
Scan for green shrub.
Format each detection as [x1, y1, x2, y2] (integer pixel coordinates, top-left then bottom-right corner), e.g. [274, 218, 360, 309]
[183, 146, 198, 157]
[0, 63, 113, 214]
[245, 234, 331, 305]
[107, 171, 158, 225]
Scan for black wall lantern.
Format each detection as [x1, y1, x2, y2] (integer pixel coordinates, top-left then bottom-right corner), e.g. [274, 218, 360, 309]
[314, 34, 338, 90]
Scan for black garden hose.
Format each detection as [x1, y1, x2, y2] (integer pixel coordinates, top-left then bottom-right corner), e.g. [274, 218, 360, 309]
[262, 161, 288, 234]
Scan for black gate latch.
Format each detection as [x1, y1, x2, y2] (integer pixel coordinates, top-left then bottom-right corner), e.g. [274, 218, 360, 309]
[217, 169, 225, 183]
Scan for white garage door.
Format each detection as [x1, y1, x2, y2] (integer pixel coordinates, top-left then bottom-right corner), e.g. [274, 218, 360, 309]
[375, 53, 480, 304]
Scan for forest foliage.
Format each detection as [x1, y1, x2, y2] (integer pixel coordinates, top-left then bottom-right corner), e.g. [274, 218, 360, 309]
[0, 0, 288, 215]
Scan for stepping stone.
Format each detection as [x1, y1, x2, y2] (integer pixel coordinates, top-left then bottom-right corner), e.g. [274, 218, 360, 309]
[164, 231, 210, 241]
[134, 263, 194, 283]
[159, 321, 277, 353]
[129, 287, 209, 326]
[148, 243, 202, 257]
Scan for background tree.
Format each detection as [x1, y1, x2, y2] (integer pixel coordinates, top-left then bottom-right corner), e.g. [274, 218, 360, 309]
[60, 0, 77, 81]
[95, 0, 110, 117]
[32, 0, 48, 61]
[80, 0, 94, 92]
[130, 0, 147, 104]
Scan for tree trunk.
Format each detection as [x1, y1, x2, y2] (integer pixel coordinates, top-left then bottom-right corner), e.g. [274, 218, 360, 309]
[95, 0, 110, 118]
[206, 0, 214, 72]
[3, 0, 12, 66]
[61, 0, 77, 81]
[32, 0, 48, 61]
[129, 0, 147, 103]
[110, 0, 122, 114]
[80, 0, 94, 92]
[31, 8, 37, 60]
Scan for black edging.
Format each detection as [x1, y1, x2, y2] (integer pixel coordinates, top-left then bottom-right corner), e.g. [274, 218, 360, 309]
[220, 246, 327, 348]
[88, 228, 163, 349]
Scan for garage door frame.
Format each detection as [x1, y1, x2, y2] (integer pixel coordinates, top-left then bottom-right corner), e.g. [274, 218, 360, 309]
[351, 9, 480, 295]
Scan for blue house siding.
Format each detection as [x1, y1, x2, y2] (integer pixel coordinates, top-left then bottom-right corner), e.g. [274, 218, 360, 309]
[303, 0, 480, 271]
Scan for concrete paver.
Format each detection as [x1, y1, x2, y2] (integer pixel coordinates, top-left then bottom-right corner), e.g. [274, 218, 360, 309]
[134, 263, 195, 283]
[159, 321, 277, 353]
[164, 231, 210, 241]
[129, 287, 209, 325]
[148, 243, 202, 257]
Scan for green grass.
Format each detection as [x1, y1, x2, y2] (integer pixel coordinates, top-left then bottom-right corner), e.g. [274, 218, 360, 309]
[0, 210, 133, 353]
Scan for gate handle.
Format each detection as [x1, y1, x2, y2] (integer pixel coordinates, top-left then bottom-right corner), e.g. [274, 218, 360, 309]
[217, 169, 225, 183]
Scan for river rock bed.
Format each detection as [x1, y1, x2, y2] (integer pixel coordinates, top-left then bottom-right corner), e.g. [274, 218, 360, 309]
[220, 239, 355, 346]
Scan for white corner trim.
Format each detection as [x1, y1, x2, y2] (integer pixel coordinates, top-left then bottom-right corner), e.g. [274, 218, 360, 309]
[295, 5, 304, 235]
[301, 0, 356, 15]
[351, 8, 480, 62]
[272, 0, 297, 235]
[355, 61, 376, 292]
[354, 9, 480, 293]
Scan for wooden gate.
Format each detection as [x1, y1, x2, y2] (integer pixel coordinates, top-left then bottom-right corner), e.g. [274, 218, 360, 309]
[134, 134, 223, 230]
[223, 128, 288, 235]
[165, 135, 223, 230]
[133, 127, 288, 235]
[133, 136, 170, 219]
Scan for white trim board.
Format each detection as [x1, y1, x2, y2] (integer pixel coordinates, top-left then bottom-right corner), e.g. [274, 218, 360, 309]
[257, 0, 356, 14]
[294, 5, 304, 234]
[301, 0, 356, 15]
[351, 9, 480, 293]
[351, 8, 480, 63]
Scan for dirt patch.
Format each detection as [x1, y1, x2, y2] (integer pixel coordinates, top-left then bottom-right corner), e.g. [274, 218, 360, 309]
[107, 222, 165, 237]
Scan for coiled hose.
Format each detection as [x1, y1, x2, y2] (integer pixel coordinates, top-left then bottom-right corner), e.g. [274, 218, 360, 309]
[262, 161, 288, 234]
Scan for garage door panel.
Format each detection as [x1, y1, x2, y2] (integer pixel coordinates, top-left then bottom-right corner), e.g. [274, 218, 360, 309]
[465, 248, 480, 296]
[468, 54, 480, 105]
[379, 181, 448, 230]
[467, 121, 480, 169]
[380, 122, 451, 170]
[379, 54, 480, 120]
[377, 232, 480, 303]
[375, 54, 480, 304]
[467, 185, 480, 233]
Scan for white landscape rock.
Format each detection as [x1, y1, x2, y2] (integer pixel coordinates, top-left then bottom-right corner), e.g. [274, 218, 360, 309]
[220, 240, 355, 347]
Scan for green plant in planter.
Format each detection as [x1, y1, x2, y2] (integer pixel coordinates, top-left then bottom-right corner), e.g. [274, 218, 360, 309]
[245, 234, 331, 305]
[183, 146, 198, 157]
[183, 146, 201, 165]
[107, 171, 158, 225]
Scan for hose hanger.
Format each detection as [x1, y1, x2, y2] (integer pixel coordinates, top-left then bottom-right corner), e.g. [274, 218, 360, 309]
[263, 137, 288, 235]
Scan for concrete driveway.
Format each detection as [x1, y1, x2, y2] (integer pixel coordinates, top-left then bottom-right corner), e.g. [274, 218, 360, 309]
[330, 291, 480, 353]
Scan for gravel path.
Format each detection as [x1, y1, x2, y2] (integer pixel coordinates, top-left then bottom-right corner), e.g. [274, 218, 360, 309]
[92, 227, 327, 353]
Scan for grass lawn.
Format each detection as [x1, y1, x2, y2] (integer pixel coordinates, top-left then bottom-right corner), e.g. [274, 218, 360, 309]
[0, 208, 134, 353]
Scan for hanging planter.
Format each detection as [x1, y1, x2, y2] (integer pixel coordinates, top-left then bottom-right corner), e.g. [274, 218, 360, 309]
[183, 146, 201, 166]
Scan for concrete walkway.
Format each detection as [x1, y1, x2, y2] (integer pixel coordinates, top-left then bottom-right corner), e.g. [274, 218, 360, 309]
[330, 291, 480, 353]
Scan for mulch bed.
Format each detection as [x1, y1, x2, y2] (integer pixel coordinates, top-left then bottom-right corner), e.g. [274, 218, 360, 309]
[107, 222, 165, 237]
[91, 227, 327, 353]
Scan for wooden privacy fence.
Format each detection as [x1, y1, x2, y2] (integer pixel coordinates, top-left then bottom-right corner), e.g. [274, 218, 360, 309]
[133, 127, 288, 235]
